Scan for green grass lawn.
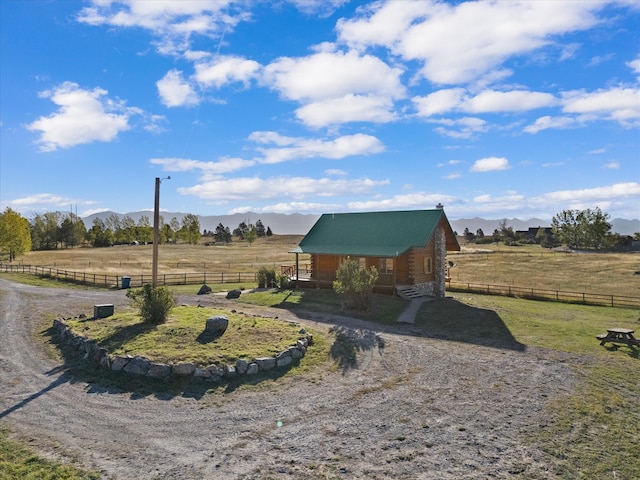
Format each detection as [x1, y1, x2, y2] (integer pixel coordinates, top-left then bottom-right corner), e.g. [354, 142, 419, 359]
[238, 288, 409, 325]
[65, 305, 317, 367]
[0, 428, 99, 480]
[422, 293, 640, 479]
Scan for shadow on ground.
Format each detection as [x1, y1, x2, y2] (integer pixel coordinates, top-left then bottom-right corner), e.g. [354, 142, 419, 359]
[415, 297, 526, 351]
[328, 325, 385, 373]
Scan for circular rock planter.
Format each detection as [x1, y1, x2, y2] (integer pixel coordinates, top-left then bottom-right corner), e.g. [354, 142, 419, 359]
[51, 316, 313, 384]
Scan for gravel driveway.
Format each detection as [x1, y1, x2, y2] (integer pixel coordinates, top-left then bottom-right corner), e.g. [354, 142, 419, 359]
[0, 278, 575, 479]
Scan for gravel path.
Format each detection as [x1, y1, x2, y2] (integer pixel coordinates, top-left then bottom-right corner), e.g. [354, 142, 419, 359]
[0, 278, 575, 479]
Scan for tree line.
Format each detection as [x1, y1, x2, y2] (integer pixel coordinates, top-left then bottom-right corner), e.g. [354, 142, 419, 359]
[460, 207, 638, 249]
[0, 208, 274, 260]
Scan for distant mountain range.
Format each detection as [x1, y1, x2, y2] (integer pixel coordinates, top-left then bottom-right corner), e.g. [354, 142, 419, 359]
[83, 211, 640, 236]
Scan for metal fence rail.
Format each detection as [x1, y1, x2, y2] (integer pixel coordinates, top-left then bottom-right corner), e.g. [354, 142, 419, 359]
[0, 264, 257, 288]
[448, 281, 640, 309]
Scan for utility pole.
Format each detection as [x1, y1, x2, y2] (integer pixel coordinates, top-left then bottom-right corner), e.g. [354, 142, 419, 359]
[152, 176, 170, 287]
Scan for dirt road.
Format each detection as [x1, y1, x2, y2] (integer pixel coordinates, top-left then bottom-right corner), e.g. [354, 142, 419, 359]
[0, 279, 573, 479]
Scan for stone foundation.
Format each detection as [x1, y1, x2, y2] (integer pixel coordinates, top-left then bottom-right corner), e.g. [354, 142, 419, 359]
[51, 317, 313, 383]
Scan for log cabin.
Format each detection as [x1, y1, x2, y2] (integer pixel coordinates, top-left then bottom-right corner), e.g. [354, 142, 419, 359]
[290, 208, 460, 298]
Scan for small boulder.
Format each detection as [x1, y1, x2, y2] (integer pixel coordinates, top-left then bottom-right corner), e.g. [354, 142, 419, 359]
[172, 362, 196, 376]
[197, 284, 212, 295]
[147, 363, 172, 378]
[226, 289, 241, 299]
[123, 356, 150, 376]
[205, 315, 229, 336]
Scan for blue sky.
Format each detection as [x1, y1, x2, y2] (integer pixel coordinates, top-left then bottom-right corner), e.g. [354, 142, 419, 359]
[1, 0, 639, 222]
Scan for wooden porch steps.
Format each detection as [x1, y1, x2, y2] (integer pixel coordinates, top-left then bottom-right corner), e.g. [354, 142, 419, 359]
[396, 285, 427, 299]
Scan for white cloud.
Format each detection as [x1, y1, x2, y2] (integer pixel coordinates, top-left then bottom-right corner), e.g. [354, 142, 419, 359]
[286, 0, 349, 17]
[561, 87, 640, 126]
[443, 173, 461, 180]
[262, 49, 404, 126]
[338, 0, 604, 85]
[627, 56, 640, 79]
[231, 201, 342, 214]
[524, 115, 576, 134]
[472, 193, 525, 211]
[412, 89, 465, 116]
[346, 193, 458, 212]
[464, 90, 558, 113]
[178, 176, 389, 201]
[156, 70, 199, 107]
[151, 132, 384, 175]
[150, 157, 255, 175]
[431, 117, 488, 139]
[470, 157, 510, 172]
[248, 131, 385, 164]
[10, 193, 77, 207]
[263, 50, 405, 101]
[77, 1, 245, 56]
[524, 87, 640, 133]
[534, 182, 640, 204]
[295, 94, 397, 127]
[413, 88, 557, 117]
[603, 162, 620, 170]
[27, 82, 131, 151]
[194, 55, 261, 88]
[8, 193, 99, 216]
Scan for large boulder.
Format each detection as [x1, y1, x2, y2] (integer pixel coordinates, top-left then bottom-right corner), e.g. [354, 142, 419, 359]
[226, 289, 241, 299]
[197, 284, 212, 295]
[205, 315, 229, 336]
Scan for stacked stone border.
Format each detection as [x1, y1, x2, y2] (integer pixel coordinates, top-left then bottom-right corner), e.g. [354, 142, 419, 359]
[51, 317, 313, 383]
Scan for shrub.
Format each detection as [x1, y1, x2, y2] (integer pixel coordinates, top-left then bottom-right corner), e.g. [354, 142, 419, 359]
[277, 273, 293, 290]
[126, 284, 175, 324]
[333, 258, 379, 311]
[257, 266, 277, 288]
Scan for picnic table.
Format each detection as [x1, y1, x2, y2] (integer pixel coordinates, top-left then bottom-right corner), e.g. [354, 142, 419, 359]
[596, 328, 640, 348]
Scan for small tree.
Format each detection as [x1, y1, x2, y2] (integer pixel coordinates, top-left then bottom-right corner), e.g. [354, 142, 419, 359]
[126, 284, 175, 324]
[0, 208, 31, 261]
[244, 225, 258, 245]
[333, 258, 379, 311]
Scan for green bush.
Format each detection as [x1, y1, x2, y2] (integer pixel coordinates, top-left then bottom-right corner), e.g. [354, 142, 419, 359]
[333, 258, 379, 311]
[257, 266, 277, 288]
[277, 273, 293, 290]
[126, 284, 175, 324]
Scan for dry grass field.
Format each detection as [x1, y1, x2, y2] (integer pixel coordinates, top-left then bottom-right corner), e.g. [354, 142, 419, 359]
[9, 236, 639, 300]
[450, 243, 640, 298]
[15, 235, 308, 275]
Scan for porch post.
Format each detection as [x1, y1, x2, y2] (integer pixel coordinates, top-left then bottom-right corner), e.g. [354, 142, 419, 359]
[295, 252, 299, 289]
[393, 255, 397, 296]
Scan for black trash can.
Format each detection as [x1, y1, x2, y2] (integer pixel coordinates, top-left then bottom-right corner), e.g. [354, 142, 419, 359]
[121, 276, 131, 289]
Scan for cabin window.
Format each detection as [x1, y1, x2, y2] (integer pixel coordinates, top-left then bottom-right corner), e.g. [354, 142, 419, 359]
[379, 257, 393, 274]
[424, 257, 433, 274]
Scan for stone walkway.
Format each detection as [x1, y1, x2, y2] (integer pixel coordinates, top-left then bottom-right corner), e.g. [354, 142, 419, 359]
[397, 297, 432, 324]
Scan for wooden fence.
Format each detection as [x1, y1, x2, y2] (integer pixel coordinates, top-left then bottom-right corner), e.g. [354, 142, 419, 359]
[1, 264, 638, 309]
[447, 281, 640, 309]
[0, 264, 257, 289]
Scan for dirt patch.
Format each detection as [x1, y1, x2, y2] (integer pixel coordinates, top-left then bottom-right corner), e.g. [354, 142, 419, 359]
[0, 279, 575, 479]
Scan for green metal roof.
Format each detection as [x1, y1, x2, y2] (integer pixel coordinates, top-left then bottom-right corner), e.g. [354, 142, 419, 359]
[292, 209, 459, 257]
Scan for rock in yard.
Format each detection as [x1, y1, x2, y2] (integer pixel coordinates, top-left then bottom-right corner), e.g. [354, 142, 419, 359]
[205, 315, 229, 336]
[197, 284, 212, 295]
[226, 289, 241, 299]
